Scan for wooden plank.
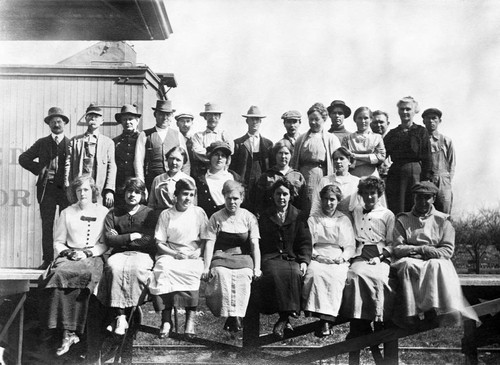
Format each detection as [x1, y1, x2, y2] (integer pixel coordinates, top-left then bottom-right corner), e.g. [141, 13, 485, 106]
[472, 298, 500, 317]
[459, 274, 500, 286]
[0, 268, 44, 280]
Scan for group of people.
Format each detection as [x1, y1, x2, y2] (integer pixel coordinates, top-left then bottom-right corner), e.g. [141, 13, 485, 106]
[19, 96, 469, 358]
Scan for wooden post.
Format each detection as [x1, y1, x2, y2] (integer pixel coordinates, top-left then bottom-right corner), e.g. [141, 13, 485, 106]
[243, 289, 260, 348]
[383, 339, 399, 365]
[462, 319, 478, 365]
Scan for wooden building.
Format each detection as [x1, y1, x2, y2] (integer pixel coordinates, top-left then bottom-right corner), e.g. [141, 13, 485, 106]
[0, 41, 176, 268]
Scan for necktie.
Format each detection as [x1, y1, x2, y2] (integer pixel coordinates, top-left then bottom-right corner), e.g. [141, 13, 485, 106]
[54, 136, 59, 145]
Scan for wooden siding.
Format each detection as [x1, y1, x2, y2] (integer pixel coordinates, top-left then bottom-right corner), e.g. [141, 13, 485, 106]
[0, 67, 163, 268]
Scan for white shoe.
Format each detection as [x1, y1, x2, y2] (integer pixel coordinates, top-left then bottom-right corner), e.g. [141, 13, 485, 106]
[114, 315, 128, 336]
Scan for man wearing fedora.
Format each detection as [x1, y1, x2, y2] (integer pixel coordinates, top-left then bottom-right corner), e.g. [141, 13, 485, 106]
[113, 104, 141, 207]
[191, 102, 232, 178]
[65, 103, 117, 208]
[281, 110, 302, 148]
[134, 100, 188, 192]
[230, 105, 274, 212]
[422, 108, 455, 214]
[327, 100, 352, 143]
[175, 112, 195, 175]
[19, 107, 71, 269]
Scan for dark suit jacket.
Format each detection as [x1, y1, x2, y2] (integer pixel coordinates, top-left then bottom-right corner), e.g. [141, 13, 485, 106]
[229, 134, 274, 184]
[19, 135, 69, 203]
[65, 133, 117, 195]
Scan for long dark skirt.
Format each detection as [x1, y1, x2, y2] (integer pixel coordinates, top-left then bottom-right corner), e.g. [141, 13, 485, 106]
[258, 258, 302, 314]
[39, 256, 104, 333]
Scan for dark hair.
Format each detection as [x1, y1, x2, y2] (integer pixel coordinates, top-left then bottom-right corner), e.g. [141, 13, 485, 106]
[372, 110, 389, 121]
[319, 184, 343, 202]
[270, 179, 296, 203]
[307, 102, 328, 119]
[332, 146, 354, 164]
[222, 180, 245, 198]
[165, 146, 188, 165]
[123, 177, 147, 204]
[174, 178, 196, 196]
[353, 106, 373, 121]
[67, 174, 99, 204]
[357, 176, 385, 196]
[272, 139, 294, 158]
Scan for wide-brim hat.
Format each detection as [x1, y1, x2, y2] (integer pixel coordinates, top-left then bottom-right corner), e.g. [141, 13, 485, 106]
[412, 181, 439, 195]
[422, 108, 442, 119]
[175, 113, 194, 121]
[44, 106, 69, 124]
[242, 105, 266, 118]
[152, 100, 175, 113]
[207, 140, 232, 157]
[115, 104, 141, 123]
[327, 100, 351, 118]
[281, 110, 302, 121]
[200, 102, 223, 116]
[85, 103, 103, 117]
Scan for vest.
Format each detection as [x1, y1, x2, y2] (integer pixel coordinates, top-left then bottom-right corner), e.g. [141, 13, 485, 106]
[144, 127, 181, 177]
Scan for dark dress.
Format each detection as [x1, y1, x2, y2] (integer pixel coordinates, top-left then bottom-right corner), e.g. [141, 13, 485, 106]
[195, 169, 241, 218]
[257, 205, 312, 314]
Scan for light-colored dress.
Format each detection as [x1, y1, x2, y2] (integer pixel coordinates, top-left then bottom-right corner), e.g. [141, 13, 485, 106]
[148, 206, 208, 297]
[341, 203, 395, 322]
[342, 131, 385, 178]
[148, 171, 195, 210]
[391, 206, 478, 325]
[204, 208, 260, 317]
[302, 210, 355, 319]
[310, 173, 360, 217]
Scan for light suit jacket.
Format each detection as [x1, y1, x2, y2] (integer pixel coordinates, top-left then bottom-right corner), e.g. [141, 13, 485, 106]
[65, 133, 117, 195]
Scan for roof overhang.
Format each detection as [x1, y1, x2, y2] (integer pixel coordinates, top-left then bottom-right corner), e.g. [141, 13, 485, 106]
[0, 0, 173, 40]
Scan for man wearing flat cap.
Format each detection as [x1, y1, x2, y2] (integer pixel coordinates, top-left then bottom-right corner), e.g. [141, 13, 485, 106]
[134, 100, 189, 192]
[65, 103, 117, 207]
[191, 102, 232, 178]
[281, 110, 302, 148]
[113, 104, 141, 207]
[175, 112, 195, 176]
[327, 100, 352, 142]
[19, 107, 71, 269]
[230, 105, 274, 212]
[422, 108, 455, 214]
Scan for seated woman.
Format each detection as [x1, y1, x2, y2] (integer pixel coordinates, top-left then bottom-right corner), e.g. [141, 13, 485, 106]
[148, 146, 195, 210]
[97, 178, 158, 336]
[148, 178, 209, 338]
[196, 140, 241, 219]
[202, 180, 261, 333]
[39, 175, 109, 356]
[391, 181, 478, 326]
[302, 184, 355, 337]
[255, 139, 307, 216]
[341, 177, 395, 343]
[258, 179, 312, 339]
[311, 147, 360, 216]
[342, 106, 386, 178]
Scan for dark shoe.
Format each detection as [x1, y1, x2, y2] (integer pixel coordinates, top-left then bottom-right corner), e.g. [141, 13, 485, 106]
[223, 317, 233, 332]
[233, 316, 243, 332]
[273, 320, 287, 340]
[159, 322, 171, 339]
[37, 261, 51, 270]
[56, 332, 80, 356]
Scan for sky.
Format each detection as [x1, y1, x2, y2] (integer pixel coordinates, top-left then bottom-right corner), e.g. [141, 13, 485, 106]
[1, 0, 499, 216]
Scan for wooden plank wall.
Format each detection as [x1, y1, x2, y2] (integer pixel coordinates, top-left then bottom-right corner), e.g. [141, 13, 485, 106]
[0, 73, 157, 268]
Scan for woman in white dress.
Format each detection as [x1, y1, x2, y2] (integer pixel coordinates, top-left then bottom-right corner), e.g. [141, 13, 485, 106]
[149, 178, 208, 338]
[302, 184, 355, 337]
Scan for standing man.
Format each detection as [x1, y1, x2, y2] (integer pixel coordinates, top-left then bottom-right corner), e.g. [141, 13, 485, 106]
[175, 112, 195, 176]
[65, 103, 116, 207]
[422, 108, 455, 214]
[280, 110, 302, 148]
[327, 100, 352, 142]
[371, 110, 392, 181]
[134, 100, 188, 191]
[230, 105, 274, 212]
[19, 107, 70, 269]
[113, 104, 141, 207]
[384, 96, 432, 214]
[191, 102, 231, 178]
